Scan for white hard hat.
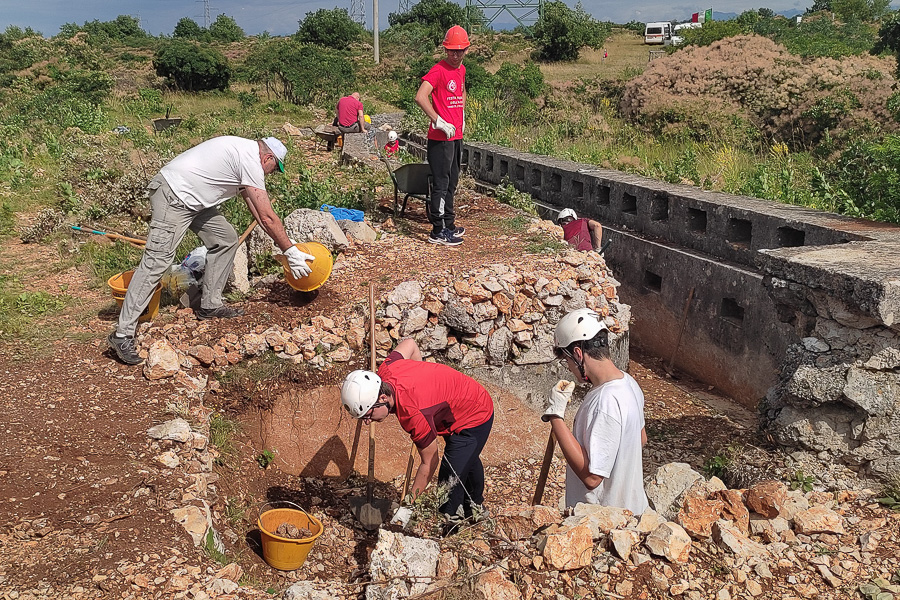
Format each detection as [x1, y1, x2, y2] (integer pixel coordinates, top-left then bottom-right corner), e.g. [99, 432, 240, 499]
[388, 131, 398, 143]
[341, 370, 382, 418]
[554, 308, 608, 348]
[557, 208, 577, 223]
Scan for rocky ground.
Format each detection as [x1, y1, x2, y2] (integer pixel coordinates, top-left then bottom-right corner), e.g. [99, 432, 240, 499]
[1, 140, 898, 600]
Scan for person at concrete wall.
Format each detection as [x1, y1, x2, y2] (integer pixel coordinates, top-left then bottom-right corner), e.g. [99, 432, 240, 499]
[334, 92, 368, 135]
[108, 136, 314, 366]
[543, 308, 649, 515]
[557, 208, 603, 252]
[341, 338, 495, 535]
[415, 25, 469, 247]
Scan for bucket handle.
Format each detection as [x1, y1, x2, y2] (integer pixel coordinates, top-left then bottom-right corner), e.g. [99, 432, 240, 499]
[256, 500, 315, 534]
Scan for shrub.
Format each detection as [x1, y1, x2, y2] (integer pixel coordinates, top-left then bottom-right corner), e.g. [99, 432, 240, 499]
[621, 35, 897, 149]
[296, 8, 364, 49]
[389, 0, 469, 33]
[244, 39, 353, 106]
[154, 40, 231, 91]
[208, 14, 245, 42]
[532, 1, 610, 62]
[173, 17, 205, 40]
[821, 134, 900, 222]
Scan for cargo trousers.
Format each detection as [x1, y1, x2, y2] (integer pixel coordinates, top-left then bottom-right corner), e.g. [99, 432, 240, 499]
[115, 174, 238, 337]
[427, 138, 461, 235]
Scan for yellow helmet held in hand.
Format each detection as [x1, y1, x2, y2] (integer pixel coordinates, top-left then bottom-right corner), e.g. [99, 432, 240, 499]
[364, 114, 371, 124]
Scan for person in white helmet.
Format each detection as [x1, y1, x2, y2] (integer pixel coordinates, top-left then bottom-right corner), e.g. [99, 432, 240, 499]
[384, 130, 400, 156]
[556, 208, 604, 252]
[543, 308, 648, 515]
[341, 338, 494, 533]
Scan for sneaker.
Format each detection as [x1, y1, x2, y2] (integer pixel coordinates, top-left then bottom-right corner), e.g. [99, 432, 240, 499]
[450, 226, 466, 237]
[440, 513, 466, 537]
[427, 229, 463, 246]
[108, 332, 143, 365]
[196, 305, 245, 320]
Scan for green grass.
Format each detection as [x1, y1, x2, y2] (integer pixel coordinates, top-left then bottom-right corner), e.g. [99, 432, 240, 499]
[500, 214, 530, 233]
[0, 275, 71, 340]
[209, 412, 239, 458]
[73, 240, 145, 287]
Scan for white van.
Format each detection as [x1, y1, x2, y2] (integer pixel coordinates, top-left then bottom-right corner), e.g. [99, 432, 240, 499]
[644, 22, 673, 45]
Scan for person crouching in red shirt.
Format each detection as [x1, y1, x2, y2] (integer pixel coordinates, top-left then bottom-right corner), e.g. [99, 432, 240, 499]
[341, 338, 494, 534]
[557, 208, 603, 252]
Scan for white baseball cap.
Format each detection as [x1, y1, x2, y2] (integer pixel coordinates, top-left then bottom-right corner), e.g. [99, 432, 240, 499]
[262, 137, 287, 172]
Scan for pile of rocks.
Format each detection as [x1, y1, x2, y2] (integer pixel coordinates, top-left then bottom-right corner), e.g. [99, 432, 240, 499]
[355, 461, 887, 600]
[134, 248, 629, 381]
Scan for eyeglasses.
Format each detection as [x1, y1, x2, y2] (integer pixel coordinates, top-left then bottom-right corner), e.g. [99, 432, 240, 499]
[553, 347, 572, 362]
[363, 401, 388, 421]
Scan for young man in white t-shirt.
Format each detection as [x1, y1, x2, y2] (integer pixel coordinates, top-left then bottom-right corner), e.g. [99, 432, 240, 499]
[109, 136, 314, 365]
[541, 308, 649, 515]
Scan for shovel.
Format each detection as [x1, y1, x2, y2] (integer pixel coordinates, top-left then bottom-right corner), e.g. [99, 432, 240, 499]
[349, 282, 391, 530]
[532, 432, 557, 506]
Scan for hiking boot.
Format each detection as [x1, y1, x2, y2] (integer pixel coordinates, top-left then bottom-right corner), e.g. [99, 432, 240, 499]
[196, 305, 245, 320]
[108, 332, 143, 365]
[450, 226, 466, 237]
[427, 229, 463, 246]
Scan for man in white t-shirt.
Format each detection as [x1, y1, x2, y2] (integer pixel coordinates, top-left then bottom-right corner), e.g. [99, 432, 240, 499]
[109, 136, 315, 365]
[541, 308, 649, 515]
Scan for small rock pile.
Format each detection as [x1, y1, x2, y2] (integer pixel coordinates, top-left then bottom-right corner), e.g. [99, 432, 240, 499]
[133, 247, 629, 381]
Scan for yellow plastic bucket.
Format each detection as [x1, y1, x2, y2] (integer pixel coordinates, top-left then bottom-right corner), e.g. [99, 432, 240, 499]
[275, 242, 334, 292]
[107, 270, 161, 322]
[258, 505, 323, 571]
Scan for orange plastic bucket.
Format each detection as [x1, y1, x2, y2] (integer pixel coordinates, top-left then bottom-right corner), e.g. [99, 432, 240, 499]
[107, 270, 161, 322]
[274, 242, 334, 292]
[258, 505, 323, 571]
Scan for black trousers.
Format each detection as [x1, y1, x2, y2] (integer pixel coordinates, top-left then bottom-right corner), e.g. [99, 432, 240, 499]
[438, 413, 493, 517]
[427, 138, 461, 235]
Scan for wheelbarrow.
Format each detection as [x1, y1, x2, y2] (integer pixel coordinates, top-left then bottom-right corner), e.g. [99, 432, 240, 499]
[313, 124, 342, 151]
[379, 154, 432, 218]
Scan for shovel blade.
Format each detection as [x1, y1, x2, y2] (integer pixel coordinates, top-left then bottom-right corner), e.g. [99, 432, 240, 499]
[349, 495, 392, 531]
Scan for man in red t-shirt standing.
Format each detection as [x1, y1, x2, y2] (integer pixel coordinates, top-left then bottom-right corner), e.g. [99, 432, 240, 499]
[415, 26, 470, 247]
[341, 338, 494, 533]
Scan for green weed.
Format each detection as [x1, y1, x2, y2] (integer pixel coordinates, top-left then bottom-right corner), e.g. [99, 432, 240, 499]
[256, 449, 276, 469]
[495, 178, 537, 215]
[225, 496, 250, 525]
[0, 275, 71, 339]
[875, 475, 900, 511]
[203, 528, 229, 565]
[74, 240, 145, 287]
[208, 412, 238, 459]
[703, 444, 745, 481]
[788, 469, 816, 493]
[500, 214, 530, 233]
[524, 234, 568, 255]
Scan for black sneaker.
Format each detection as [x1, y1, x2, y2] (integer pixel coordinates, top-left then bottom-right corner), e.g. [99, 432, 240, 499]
[451, 226, 466, 237]
[108, 332, 143, 365]
[428, 229, 463, 246]
[196, 305, 245, 320]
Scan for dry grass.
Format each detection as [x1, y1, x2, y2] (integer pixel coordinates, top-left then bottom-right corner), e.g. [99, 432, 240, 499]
[484, 31, 649, 84]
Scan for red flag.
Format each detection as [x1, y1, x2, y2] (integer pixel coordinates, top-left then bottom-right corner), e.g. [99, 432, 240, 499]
[691, 12, 699, 22]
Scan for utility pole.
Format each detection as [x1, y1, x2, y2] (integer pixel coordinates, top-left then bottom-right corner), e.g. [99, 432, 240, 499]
[196, 0, 211, 28]
[373, 0, 380, 64]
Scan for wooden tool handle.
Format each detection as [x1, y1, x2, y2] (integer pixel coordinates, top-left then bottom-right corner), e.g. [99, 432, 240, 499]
[238, 220, 258, 246]
[366, 281, 377, 502]
[400, 442, 415, 502]
[532, 432, 557, 506]
[369, 282, 376, 371]
[105, 232, 148, 246]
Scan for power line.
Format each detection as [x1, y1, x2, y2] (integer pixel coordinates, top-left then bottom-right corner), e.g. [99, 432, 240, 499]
[196, 0, 212, 28]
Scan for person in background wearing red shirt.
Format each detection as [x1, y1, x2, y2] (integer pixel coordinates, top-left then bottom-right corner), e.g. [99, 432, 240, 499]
[329, 92, 367, 151]
[557, 208, 603, 251]
[341, 338, 494, 534]
[415, 26, 470, 247]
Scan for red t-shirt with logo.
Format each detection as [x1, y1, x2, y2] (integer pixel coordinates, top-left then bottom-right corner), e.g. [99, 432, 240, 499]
[562, 218, 594, 251]
[378, 352, 493, 448]
[336, 95, 363, 127]
[422, 60, 465, 142]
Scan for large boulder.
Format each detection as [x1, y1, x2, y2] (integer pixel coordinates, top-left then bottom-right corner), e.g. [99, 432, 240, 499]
[366, 529, 439, 599]
[645, 463, 705, 521]
[248, 208, 348, 259]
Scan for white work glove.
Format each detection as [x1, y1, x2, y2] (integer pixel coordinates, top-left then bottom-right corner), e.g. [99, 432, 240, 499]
[391, 506, 412, 527]
[284, 245, 314, 279]
[542, 380, 575, 422]
[434, 116, 456, 140]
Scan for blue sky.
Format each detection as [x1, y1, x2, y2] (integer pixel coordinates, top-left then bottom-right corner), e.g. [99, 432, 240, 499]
[1, 0, 814, 37]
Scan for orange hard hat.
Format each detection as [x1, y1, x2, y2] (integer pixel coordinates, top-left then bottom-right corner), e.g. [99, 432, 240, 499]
[443, 25, 470, 50]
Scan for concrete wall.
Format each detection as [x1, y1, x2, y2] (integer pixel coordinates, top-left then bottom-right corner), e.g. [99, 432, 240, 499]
[462, 141, 900, 408]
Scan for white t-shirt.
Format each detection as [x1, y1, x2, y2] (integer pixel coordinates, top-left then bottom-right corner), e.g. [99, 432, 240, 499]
[160, 136, 266, 210]
[565, 372, 649, 516]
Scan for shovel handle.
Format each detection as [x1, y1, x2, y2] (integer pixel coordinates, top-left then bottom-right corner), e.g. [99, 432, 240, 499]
[238, 220, 258, 246]
[400, 441, 415, 502]
[532, 432, 557, 506]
